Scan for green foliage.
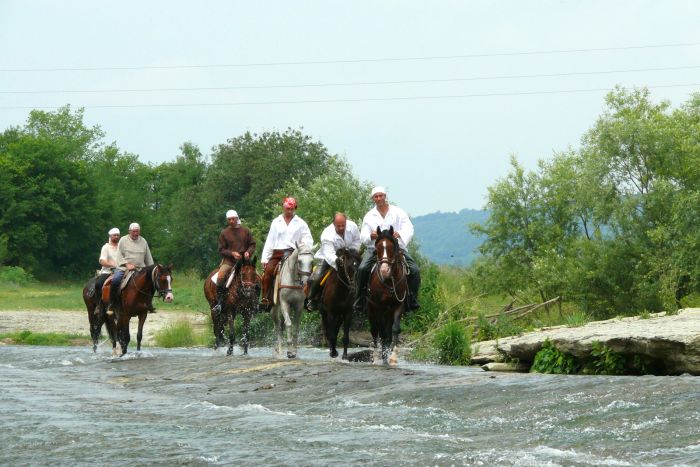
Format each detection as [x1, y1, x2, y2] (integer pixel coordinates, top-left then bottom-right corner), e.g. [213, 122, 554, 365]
[588, 341, 625, 375]
[154, 318, 209, 348]
[0, 330, 87, 346]
[531, 340, 580, 374]
[0, 266, 35, 286]
[434, 321, 471, 365]
[475, 313, 524, 342]
[564, 310, 589, 327]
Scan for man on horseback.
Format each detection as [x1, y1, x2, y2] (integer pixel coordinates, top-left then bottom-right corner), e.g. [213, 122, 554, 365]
[354, 186, 421, 313]
[211, 209, 257, 314]
[305, 212, 361, 312]
[260, 197, 314, 311]
[107, 222, 154, 314]
[93, 227, 121, 315]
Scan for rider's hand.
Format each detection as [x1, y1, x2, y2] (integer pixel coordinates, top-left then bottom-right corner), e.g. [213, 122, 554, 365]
[370, 231, 378, 240]
[393, 232, 401, 239]
[244, 252, 250, 260]
[232, 252, 241, 260]
[126, 263, 135, 271]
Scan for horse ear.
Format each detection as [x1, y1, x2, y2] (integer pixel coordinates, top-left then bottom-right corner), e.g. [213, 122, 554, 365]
[376, 226, 381, 235]
[252, 255, 257, 265]
[389, 226, 394, 236]
[167, 263, 173, 270]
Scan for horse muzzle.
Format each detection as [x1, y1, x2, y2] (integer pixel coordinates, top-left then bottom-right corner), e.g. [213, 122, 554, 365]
[163, 291, 174, 303]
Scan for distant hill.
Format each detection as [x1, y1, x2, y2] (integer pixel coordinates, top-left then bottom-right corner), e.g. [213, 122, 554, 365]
[412, 209, 488, 266]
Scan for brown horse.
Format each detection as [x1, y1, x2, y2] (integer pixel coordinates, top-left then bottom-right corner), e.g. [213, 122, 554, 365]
[319, 248, 361, 359]
[367, 227, 408, 365]
[82, 275, 117, 353]
[101, 264, 174, 356]
[203, 257, 260, 355]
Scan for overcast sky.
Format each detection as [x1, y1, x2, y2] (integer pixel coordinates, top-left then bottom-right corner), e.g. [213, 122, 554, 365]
[2, 1, 700, 216]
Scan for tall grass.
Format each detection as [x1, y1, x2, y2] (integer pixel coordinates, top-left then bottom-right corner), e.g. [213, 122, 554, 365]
[154, 318, 212, 348]
[0, 330, 88, 346]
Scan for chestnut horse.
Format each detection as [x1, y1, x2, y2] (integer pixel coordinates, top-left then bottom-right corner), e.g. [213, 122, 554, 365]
[319, 248, 361, 359]
[203, 257, 260, 355]
[367, 227, 408, 365]
[101, 264, 174, 356]
[82, 275, 117, 353]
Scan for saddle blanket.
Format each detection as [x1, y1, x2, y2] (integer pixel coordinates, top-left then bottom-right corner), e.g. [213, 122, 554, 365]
[210, 269, 236, 288]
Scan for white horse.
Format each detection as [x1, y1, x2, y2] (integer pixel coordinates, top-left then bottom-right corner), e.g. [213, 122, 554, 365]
[271, 245, 314, 359]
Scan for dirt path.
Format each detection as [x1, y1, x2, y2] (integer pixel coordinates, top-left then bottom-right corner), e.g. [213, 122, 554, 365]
[0, 309, 209, 345]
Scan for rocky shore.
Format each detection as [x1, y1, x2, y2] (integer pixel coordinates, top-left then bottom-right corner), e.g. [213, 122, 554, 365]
[471, 308, 700, 375]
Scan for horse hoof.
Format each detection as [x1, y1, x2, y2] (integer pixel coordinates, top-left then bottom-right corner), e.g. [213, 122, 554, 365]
[287, 352, 296, 359]
[226, 349, 233, 356]
[330, 350, 338, 358]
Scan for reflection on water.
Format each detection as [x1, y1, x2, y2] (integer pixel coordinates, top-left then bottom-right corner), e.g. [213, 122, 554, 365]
[1, 345, 700, 466]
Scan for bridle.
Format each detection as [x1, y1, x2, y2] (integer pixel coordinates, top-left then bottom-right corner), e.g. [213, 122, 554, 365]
[373, 235, 407, 303]
[151, 265, 173, 300]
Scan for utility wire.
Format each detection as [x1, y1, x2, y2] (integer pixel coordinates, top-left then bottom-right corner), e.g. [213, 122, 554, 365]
[1, 42, 699, 72]
[2, 64, 699, 95]
[1, 83, 697, 110]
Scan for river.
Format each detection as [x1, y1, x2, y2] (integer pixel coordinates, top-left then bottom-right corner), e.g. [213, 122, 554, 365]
[1, 344, 699, 466]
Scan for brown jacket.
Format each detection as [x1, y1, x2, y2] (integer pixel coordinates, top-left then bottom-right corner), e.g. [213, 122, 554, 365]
[218, 226, 256, 266]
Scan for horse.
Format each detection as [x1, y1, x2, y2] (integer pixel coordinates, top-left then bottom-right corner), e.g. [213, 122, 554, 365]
[82, 275, 117, 353]
[271, 245, 314, 359]
[101, 263, 174, 356]
[318, 248, 361, 359]
[367, 227, 408, 365]
[203, 257, 260, 355]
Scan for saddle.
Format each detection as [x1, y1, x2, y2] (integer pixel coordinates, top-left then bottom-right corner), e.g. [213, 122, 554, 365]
[100, 270, 136, 303]
[210, 268, 236, 288]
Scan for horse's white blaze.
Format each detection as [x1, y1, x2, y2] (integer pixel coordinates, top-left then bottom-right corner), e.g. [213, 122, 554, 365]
[382, 240, 388, 260]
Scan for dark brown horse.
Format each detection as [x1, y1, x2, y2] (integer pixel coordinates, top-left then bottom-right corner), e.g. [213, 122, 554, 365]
[203, 257, 260, 355]
[367, 227, 408, 365]
[319, 248, 361, 359]
[82, 275, 117, 353]
[101, 264, 174, 356]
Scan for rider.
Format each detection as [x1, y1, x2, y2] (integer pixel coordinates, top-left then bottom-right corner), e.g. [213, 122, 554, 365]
[107, 222, 154, 314]
[212, 209, 256, 314]
[353, 186, 421, 314]
[93, 227, 120, 313]
[305, 212, 361, 312]
[260, 197, 314, 311]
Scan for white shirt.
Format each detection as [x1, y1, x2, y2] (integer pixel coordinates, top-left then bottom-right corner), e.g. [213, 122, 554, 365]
[261, 214, 314, 263]
[314, 220, 361, 269]
[99, 243, 119, 274]
[360, 205, 414, 251]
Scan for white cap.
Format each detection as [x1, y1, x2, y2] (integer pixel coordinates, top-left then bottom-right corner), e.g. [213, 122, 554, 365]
[226, 209, 238, 218]
[108, 227, 120, 236]
[371, 186, 386, 196]
[128, 222, 140, 231]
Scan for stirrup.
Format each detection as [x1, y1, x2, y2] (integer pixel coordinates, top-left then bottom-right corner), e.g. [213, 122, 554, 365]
[211, 303, 222, 314]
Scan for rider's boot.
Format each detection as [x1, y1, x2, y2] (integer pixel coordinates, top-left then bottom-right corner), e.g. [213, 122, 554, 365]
[107, 280, 120, 316]
[212, 283, 227, 314]
[305, 279, 321, 312]
[407, 273, 421, 311]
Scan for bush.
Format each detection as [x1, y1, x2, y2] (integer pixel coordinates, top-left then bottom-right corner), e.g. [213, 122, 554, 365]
[531, 340, 579, 374]
[0, 266, 35, 286]
[434, 321, 471, 365]
[154, 318, 207, 348]
[0, 330, 86, 346]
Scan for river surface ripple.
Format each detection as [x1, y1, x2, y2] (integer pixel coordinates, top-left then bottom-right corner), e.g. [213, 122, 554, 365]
[1, 345, 699, 466]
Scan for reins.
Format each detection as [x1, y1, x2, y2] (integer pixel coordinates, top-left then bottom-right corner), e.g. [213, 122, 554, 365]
[373, 236, 408, 303]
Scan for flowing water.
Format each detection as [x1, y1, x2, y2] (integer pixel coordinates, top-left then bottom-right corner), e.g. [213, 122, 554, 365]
[1, 344, 699, 466]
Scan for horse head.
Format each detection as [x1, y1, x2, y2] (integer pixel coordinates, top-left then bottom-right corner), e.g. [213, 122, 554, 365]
[296, 243, 314, 286]
[154, 263, 174, 303]
[237, 256, 259, 300]
[374, 227, 399, 279]
[336, 247, 361, 288]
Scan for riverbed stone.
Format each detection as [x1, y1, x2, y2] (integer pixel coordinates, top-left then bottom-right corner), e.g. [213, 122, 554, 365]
[470, 308, 700, 375]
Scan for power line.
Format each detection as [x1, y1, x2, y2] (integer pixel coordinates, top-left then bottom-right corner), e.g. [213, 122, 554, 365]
[1, 83, 697, 110]
[2, 64, 699, 95]
[1, 42, 699, 72]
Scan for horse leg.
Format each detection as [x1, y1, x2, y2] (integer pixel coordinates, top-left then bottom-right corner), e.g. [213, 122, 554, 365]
[117, 314, 130, 356]
[227, 311, 235, 356]
[284, 301, 297, 359]
[87, 301, 99, 352]
[321, 307, 338, 359]
[241, 309, 251, 355]
[341, 307, 352, 360]
[388, 307, 402, 366]
[103, 312, 117, 355]
[271, 306, 283, 357]
[136, 312, 147, 352]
